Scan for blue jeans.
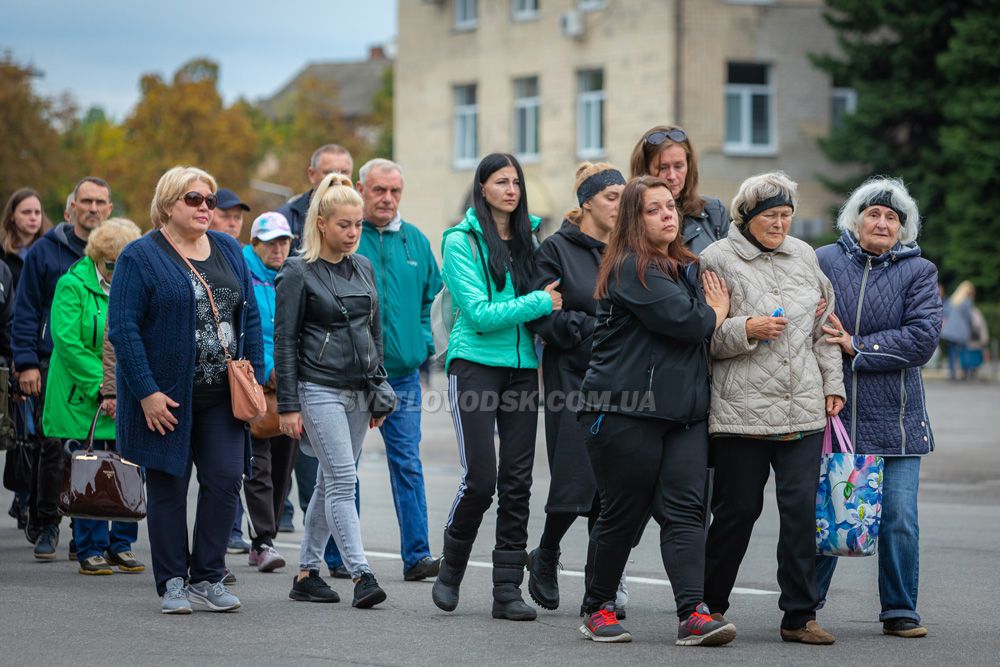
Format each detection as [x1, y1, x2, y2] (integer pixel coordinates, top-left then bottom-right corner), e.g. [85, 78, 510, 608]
[946, 342, 966, 380]
[324, 371, 431, 572]
[74, 519, 138, 561]
[816, 456, 921, 622]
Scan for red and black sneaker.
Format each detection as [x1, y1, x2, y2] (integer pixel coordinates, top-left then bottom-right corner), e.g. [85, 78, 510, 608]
[676, 603, 736, 646]
[579, 602, 632, 643]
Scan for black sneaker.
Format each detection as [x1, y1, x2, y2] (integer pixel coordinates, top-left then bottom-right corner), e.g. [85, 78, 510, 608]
[352, 572, 387, 609]
[33, 525, 58, 561]
[329, 564, 351, 579]
[404, 556, 441, 581]
[289, 570, 341, 603]
[676, 603, 737, 646]
[883, 619, 928, 638]
[579, 602, 632, 643]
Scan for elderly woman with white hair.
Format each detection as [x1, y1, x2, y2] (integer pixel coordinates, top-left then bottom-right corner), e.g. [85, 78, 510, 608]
[700, 171, 845, 645]
[814, 177, 942, 639]
[109, 166, 264, 614]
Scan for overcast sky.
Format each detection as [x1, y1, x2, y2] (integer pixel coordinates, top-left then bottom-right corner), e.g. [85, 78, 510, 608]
[1, 0, 397, 119]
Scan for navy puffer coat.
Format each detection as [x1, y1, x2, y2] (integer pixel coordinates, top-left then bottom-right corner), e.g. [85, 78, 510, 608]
[816, 232, 942, 456]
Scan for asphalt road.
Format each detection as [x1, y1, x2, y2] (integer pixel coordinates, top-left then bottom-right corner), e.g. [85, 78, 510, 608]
[1, 377, 998, 666]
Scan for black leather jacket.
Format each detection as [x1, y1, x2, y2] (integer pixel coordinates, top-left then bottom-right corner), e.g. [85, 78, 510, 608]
[682, 196, 729, 256]
[274, 255, 383, 413]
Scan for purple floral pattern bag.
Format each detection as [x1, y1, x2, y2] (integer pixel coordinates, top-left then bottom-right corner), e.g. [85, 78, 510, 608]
[815, 415, 883, 557]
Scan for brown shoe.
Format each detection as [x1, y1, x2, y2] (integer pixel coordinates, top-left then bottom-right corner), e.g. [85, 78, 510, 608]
[780, 620, 836, 645]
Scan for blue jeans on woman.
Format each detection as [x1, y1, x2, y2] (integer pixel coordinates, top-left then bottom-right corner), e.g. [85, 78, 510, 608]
[323, 371, 431, 573]
[816, 456, 922, 622]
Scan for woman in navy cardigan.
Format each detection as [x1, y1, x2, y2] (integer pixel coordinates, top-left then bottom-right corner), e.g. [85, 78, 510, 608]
[108, 166, 263, 615]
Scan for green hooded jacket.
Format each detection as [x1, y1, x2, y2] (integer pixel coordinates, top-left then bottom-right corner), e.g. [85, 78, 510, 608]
[42, 256, 115, 440]
[441, 208, 552, 372]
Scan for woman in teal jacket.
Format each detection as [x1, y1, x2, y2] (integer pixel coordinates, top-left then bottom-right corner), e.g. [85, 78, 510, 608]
[43, 218, 144, 575]
[432, 153, 563, 621]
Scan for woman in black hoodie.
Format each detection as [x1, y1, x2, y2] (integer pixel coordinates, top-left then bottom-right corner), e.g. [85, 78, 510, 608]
[525, 162, 624, 612]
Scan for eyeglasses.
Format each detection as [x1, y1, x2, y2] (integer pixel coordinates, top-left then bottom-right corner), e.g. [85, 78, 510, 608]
[644, 128, 688, 146]
[103, 259, 116, 274]
[181, 192, 218, 210]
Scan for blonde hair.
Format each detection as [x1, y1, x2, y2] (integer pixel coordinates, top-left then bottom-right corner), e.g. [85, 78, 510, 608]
[150, 166, 217, 229]
[565, 161, 619, 225]
[730, 171, 799, 227]
[86, 217, 142, 263]
[837, 175, 921, 246]
[949, 280, 975, 306]
[300, 173, 364, 262]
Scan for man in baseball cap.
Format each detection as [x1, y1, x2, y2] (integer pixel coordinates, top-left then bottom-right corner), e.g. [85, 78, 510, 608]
[239, 211, 296, 572]
[211, 188, 251, 239]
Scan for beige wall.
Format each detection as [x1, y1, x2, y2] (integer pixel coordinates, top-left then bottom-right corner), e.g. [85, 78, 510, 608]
[396, 0, 853, 255]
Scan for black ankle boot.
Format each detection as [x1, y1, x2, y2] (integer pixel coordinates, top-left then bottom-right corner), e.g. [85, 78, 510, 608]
[527, 546, 560, 610]
[491, 549, 537, 621]
[432, 531, 474, 612]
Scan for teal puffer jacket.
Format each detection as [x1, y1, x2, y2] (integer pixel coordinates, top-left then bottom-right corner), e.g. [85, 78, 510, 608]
[442, 208, 552, 372]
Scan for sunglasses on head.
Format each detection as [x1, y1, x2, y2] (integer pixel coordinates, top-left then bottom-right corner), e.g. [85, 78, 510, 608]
[181, 192, 218, 210]
[644, 128, 688, 146]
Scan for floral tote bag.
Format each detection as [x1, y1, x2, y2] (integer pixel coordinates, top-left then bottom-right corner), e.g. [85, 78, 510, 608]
[815, 415, 883, 557]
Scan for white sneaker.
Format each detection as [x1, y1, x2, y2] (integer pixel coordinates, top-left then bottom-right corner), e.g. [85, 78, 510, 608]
[615, 569, 629, 619]
[256, 545, 286, 573]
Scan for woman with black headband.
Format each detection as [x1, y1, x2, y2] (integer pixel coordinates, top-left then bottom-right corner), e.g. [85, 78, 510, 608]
[629, 125, 728, 256]
[699, 171, 845, 645]
[524, 162, 625, 614]
[814, 177, 940, 639]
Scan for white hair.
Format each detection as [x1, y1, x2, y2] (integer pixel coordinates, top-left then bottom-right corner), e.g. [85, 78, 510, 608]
[730, 171, 799, 227]
[837, 176, 921, 245]
[358, 158, 403, 185]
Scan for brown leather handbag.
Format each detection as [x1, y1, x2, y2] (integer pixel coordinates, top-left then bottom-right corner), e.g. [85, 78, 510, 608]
[162, 231, 267, 423]
[249, 389, 281, 439]
[59, 408, 146, 521]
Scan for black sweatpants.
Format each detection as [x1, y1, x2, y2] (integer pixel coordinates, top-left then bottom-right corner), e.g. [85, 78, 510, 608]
[583, 412, 709, 619]
[28, 362, 66, 528]
[146, 401, 245, 596]
[446, 359, 538, 551]
[704, 432, 823, 629]
[244, 434, 297, 549]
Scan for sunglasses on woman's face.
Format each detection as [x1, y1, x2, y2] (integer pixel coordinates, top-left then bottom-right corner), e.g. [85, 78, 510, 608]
[103, 259, 116, 274]
[181, 192, 218, 210]
[644, 128, 688, 145]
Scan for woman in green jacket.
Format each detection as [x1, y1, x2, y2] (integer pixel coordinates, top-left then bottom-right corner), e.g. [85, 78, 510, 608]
[43, 217, 143, 576]
[432, 153, 562, 621]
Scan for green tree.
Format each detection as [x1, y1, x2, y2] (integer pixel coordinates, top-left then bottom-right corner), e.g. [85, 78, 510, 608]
[937, 4, 1000, 298]
[0, 53, 66, 211]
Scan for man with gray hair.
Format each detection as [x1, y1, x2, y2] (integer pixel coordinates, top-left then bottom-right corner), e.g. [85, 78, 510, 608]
[277, 143, 353, 251]
[336, 157, 442, 581]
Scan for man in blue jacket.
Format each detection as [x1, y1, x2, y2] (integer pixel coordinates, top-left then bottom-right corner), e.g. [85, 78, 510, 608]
[277, 143, 353, 251]
[350, 158, 443, 581]
[12, 176, 113, 560]
[240, 212, 295, 573]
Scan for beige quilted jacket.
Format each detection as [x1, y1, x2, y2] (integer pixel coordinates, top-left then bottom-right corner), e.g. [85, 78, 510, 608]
[700, 225, 845, 436]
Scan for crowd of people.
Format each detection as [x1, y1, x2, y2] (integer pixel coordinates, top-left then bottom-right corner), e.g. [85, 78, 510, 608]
[1, 126, 949, 646]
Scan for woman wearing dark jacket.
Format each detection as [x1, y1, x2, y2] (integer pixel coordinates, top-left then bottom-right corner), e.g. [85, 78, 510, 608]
[274, 173, 389, 609]
[524, 161, 624, 612]
[815, 177, 942, 639]
[629, 125, 728, 256]
[576, 176, 735, 646]
[109, 166, 264, 614]
[1, 187, 50, 289]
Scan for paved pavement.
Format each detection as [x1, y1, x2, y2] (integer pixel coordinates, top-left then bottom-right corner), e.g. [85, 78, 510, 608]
[1, 377, 998, 666]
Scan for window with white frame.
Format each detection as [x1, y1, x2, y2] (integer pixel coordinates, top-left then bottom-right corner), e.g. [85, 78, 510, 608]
[454, 84, 478, 167]
[578, 0, 606, 11]
[577, 69, 605, 158]
[724, 62, 774, 154]
[512, 0, 539, 20]
[454, 0, 478, 30]
[831, 87, 857, 131]
[513, 76, 540, 159]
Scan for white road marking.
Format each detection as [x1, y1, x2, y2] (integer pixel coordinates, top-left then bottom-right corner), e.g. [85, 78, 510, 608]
[272, 542, 778, 596]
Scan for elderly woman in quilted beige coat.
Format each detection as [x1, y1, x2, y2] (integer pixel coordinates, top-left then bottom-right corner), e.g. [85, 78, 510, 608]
[699, 171, 845, 646]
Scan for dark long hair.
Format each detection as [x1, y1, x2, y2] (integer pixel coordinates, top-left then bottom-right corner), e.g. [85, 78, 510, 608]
[2, 187, 50, 255]
[472, 153, 534, 294]
[629, 125, 706, 219]
[595, 176, 696, 299]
